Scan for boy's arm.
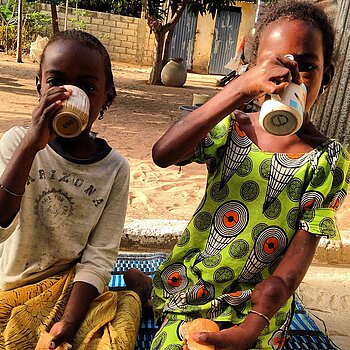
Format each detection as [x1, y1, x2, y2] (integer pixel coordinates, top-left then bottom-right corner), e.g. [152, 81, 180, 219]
[0, 136, 37, 227]
[48, 281, 99, 349]
[194, 229, 320, 350]
[0, 88, 70, 228]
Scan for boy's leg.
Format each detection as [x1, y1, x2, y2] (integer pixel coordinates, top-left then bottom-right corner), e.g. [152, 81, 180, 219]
[124, 268, 153, 316]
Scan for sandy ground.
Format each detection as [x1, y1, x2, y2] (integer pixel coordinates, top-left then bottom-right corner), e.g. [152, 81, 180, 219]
[1, 53, 349, 348]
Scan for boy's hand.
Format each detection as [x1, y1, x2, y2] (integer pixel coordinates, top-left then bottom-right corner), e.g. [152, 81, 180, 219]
[27, 86, 71, 152]
[48, 320, 75, 349]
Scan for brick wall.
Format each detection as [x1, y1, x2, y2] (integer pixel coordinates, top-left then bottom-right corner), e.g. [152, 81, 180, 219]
[39, 4, 155, 66]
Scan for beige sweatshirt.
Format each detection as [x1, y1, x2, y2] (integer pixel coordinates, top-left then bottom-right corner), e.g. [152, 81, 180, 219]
[0, 126, 129, 293]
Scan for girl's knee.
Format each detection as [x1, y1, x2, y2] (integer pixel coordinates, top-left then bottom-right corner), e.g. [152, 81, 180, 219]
[150, 318, 184, 350]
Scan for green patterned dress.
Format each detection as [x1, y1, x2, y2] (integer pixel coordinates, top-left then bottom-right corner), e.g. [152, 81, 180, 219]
[151, 114, 350, 350]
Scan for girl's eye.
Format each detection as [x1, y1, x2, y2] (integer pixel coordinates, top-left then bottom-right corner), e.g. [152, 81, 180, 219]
[47, 78, 61, 87]
[298, 63, 317, 72]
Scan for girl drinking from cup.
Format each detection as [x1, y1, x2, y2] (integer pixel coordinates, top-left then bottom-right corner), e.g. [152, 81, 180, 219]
[148, 1, 349, 349]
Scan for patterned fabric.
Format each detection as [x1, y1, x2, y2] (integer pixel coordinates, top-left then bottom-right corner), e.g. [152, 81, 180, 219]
[150, 315, 296, 350]
[110, 253, 338, 350]
[152, 115, 350, 349]
[0, 267, 141, 350]
[284, 297, 338, 349]
[147, 297, 338, 350]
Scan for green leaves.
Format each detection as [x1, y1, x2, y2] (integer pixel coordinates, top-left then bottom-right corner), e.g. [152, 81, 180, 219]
[43, 0, 65, 4]
[0, 0, 52, 53]
[149, 0, 239, 22]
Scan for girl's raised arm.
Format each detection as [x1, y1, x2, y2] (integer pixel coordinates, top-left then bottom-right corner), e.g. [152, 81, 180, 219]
[152, 85, 245, 168]
[152, 54, 299, 168]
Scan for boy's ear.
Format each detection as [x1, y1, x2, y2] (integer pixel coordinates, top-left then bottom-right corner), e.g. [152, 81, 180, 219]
[320, 63, 334, 94]
[35, 75, 42, 97]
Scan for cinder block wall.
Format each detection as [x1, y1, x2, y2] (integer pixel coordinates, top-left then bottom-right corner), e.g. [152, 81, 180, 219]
[39, 4, 155, 66]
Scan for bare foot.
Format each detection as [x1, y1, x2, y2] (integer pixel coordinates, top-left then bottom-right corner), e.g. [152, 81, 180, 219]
[124, 268, 153, 317]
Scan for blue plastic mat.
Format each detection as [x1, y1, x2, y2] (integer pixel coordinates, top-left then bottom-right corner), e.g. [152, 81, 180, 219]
[110, 252, 338, 350]
[284, 296, 338, 349]
[109, 252, 166, 291]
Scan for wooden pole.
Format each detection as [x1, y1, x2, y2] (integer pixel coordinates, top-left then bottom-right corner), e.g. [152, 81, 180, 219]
[64, 0, 69, 30]
[51, 3, 59, 34]
[16, 0, 23, 63]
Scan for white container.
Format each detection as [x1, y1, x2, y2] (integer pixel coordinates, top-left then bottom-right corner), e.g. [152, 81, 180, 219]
[161, 58, 187, 87]
[192, 93, 209, 105]
[52, 85, 90, 138]
[259, 82, 307, 136]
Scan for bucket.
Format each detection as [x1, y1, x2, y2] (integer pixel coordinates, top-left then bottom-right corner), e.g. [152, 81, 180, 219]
[179, 105, 199, 117]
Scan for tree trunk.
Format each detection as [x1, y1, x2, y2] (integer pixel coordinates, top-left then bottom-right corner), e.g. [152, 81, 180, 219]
[162, 2, 179, 67]
[64, 0, 69, 30]
[148, 0, 187, 85]
[16, 0, 23, 63]
[162, 27, 175, 67]
[149, 31, 166, 85]
[51, 3, 59, 34]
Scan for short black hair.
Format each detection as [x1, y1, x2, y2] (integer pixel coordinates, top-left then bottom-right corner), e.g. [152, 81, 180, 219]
[39, 30, 116, 101]
[251, 0, 335, 69]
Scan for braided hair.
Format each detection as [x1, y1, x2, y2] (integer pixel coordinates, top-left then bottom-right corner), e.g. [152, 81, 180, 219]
[250, 0, 335, 69]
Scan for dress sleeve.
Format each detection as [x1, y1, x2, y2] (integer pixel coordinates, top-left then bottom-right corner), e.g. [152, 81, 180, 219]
[298, 141, 350, 239]
[177, 115, 232, 172]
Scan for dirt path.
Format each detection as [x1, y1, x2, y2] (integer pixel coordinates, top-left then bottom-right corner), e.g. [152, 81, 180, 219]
[1, 53, 350, 349]
[0, 53, 218, 223]
[1, 52, 349, 233]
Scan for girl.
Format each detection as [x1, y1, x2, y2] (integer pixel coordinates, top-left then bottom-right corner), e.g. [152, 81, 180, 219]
[0, 30, 140, 349]
[149, 1, 350, 349]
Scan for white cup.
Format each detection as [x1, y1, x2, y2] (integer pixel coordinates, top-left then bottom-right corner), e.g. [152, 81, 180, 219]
[259, 82, 307, 136]
[52, 85, 90, 138]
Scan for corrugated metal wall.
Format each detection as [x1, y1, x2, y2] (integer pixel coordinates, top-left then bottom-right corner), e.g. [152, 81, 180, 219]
[208, 9, 242, 75]
[310, 0, 350, 149]
[169, 8, 197, 70]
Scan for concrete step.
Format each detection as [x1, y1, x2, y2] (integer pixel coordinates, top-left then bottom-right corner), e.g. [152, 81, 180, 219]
[121, 219, 350, 264]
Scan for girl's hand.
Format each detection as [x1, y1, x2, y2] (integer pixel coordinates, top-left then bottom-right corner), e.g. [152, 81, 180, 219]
[27, 86, 71, 152]
[236, 54, 302, 102]
[48, 320, 75, 349]
[190, 326, 255, 350]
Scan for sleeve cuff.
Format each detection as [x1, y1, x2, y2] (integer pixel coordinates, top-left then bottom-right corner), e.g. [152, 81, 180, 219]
[74, 265, 109, 294]
[299, 207, 340, 240]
